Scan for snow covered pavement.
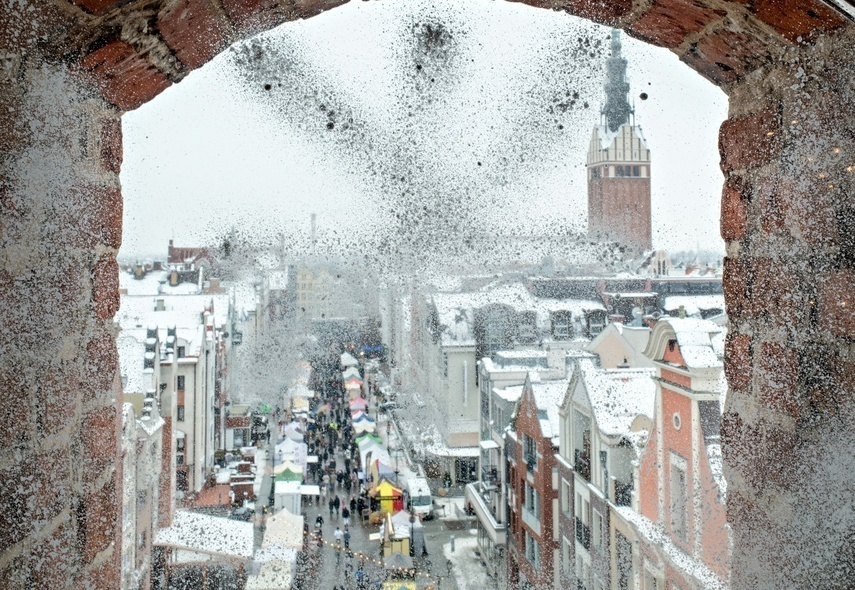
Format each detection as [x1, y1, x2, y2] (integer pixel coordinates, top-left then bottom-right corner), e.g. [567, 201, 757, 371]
[442, 530, 490, 590]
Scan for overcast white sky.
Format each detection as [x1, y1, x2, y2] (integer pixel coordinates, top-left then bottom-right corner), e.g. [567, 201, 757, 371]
[120, 0, 728, 261]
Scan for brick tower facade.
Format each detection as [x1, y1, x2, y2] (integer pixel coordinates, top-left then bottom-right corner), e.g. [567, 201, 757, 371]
[587, 30, 652, 252]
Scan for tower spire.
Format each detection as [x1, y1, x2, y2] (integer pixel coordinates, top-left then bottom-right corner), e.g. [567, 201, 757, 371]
[602, 29, 633, 133]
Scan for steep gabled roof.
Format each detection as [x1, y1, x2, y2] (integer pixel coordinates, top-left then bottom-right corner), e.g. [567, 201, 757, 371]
[644, 318, 724, 370]
[573, 358, 656, 439]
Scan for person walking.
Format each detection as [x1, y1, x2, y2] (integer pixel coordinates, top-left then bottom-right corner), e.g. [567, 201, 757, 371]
[343, 526, 350, 550]
[342, 505, 350, 527]
[329, 497, 335, 518]
[334, 495, 341, 517]
[315, 513, 324, 531]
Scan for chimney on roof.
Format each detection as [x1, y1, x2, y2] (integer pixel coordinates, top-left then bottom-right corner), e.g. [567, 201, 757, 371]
[141, 396, 154, 421]
[546, 348, 566, 378]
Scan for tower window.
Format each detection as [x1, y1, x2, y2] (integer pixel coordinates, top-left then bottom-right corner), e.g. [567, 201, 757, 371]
[633, 165, 640, 176]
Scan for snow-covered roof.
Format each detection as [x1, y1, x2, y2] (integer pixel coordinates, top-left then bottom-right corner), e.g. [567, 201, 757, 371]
[577, 359, 656, 438]
[263, 508, 304, 551]
[117, 292, 230, 332]
[530, 379, 569, 445]
[419, 423, 480, 457]
[245, 559, 296, 590]
[494, 385, 524, 403]
[431, 281, 605, 347]
[663, 295, 725, 316]
[120, 270, 201, 296]
[615, 506, 728, 590]
[154, 510, 254, 559]
[668, 318, 725, 369]
[116, 292, 230, 359]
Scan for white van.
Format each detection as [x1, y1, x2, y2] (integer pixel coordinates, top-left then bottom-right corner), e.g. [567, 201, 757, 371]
[406, 477, 434, 520]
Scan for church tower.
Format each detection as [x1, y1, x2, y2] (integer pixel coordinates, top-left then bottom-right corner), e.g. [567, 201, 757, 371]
[587, 30, 652, 252]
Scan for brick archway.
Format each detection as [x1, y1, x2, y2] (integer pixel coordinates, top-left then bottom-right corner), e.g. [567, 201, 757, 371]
[1, 0, 853, 587]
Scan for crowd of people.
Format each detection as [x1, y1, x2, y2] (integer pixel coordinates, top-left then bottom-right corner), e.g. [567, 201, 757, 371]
[292, 362, 388, 589]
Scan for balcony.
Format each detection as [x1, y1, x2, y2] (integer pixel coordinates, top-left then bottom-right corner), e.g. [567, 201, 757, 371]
[465, 483, 506, 545]
[482, 466, 500, 488]
[574, 450, 591, 482]
[614, 480, 632, 507]
[575, 517, 590, 551]
[525, 453, 537, 473]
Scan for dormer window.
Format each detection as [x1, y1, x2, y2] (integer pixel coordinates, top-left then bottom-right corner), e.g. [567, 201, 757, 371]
[668, 339, 677, 352]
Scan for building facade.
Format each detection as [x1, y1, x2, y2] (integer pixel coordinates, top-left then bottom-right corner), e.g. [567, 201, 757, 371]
[507, 376, 567, 590]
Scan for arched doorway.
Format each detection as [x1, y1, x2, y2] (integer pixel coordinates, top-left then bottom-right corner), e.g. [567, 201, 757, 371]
[1, 1, 853, 587]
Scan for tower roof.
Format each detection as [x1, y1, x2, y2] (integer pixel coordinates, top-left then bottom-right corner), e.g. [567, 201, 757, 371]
[602, 29, 633, 133]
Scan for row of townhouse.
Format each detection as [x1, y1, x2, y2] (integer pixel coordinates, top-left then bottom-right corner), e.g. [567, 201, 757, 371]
[469, 317, 730, 590]
[115, 262, 261, 589]
[384, 272, 724, 488]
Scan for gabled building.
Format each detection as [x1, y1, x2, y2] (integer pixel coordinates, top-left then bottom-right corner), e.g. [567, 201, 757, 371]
[629, 318, 730, 589]
[587, 322, 652, 369]
[399, 279, 606, 484]
[557, 359, 656, 590]
[117, 283, 231, 498]
[120, 398, 165, 590]
[467, 349, 592, 582]
[507, 375, 568, 590]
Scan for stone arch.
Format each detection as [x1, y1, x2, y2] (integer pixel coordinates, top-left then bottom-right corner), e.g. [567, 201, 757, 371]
[1, 0, 853, 587]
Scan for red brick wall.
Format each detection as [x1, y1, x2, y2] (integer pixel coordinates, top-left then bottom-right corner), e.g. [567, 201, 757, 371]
[509, 388, 558, 588]
[588, 176, 652, 251]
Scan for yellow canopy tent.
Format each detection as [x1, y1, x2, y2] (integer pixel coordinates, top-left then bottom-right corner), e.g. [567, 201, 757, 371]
[372, 478, 404, 514]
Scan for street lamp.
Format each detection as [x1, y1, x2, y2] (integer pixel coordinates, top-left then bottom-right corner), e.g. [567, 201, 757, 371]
[409, 510, 416, 557]
[394, 446, 400, 484]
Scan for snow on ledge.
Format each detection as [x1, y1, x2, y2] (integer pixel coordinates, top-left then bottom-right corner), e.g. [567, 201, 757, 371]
[155, 510, 254, 560]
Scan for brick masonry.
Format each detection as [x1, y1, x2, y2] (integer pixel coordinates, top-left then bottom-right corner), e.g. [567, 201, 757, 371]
[1, 1, 854, 588]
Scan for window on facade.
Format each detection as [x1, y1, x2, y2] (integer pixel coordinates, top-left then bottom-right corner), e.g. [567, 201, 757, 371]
[562, 536, 572, 574]
[176, 438, 185, 466]
[616, 532, 633, 590]
[670, 462, 687, 540]
[177, 375, 185, 390]
[177, 405, 185, 421]
[587, 312, 606, 337]
[573, 410, 592, 481]
[576, 556, 590, 590]
[523, 434, 537, 471]
[552, 311, 572, 340]
[177, 346, 185, 358]
[525, 531, 541, 568]
[561, 479, 572, 516]
[575, 493, 591, 551]
[524, 481, 539, 519]
[517, 311, 537, 344]
[592, 510, 603, 549]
